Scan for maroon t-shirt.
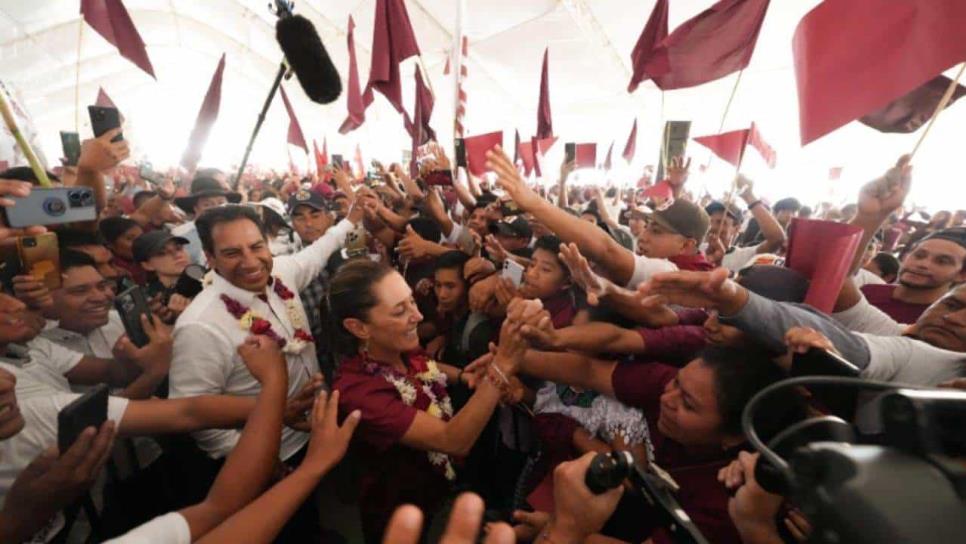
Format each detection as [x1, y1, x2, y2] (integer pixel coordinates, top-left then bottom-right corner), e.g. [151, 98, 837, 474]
[670, 252, 716, 271]
[333, 353, 451, 543]
[861, 284, 930, 324]
[611, 361, 742, 544]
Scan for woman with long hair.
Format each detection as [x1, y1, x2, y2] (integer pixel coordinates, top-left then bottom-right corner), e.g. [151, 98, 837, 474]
[327, 259, 525, 543]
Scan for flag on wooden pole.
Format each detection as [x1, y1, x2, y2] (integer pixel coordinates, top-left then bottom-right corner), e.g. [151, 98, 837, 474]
[181, 54, 226, 170]
[80, 0, 155, 78]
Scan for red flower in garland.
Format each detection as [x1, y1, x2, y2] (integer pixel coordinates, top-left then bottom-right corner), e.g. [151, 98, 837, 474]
[250, 318, 272, 335]
[294, 330, 314, 343]
[273, 279, 295, 299]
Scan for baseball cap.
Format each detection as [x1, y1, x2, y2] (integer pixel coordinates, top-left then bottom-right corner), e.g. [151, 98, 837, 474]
[287, 189, 326, 215]
[705, 200, 744, 224]
[490, 216, 533, 240]
[132, 231, 190, 263]
[252, 197, 290, 226]
[650, 199, 710, 242]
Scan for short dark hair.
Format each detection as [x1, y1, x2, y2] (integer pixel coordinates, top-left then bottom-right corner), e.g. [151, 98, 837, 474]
[98, 216, 140, 243]
[700, 345, 806, 439]
[408, 217, 442, 244]
[872, 252, 901, 278]
[434, 250, 470, 278]
[54, 228, 106, 248]
[532, 235, 569, 279]
[60, 248, 97, 273]
[196, 204, 266, 255]
[0, 166, 60, 185]
[773, 198, 802, 213]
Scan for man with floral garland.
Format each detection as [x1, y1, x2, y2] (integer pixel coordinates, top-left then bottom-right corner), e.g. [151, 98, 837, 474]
[169, 203, 362, 462]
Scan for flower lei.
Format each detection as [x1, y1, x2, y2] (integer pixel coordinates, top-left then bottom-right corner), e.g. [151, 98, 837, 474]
[221, 277, 315, 355]
[363, 354, 457, 481]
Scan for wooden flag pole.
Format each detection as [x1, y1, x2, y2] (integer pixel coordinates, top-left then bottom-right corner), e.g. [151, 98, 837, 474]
[704, 69, 745, 170]
[0, 90, 51, 187]
[909, 63, 966, 160]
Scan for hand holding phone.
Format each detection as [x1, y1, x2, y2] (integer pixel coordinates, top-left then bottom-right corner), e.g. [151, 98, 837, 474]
[17, 233, 61, 290]
[60, 132, 81, 166]
[87, 106, 123, 142]
[115, 286, 151, 347]
[3, 187, 96, 228]
[502, 259, 525, 288]
[57, 384, 109, 454]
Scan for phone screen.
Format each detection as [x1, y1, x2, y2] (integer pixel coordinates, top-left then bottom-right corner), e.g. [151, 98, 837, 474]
[60, 131, 81, 166]
[455, 139, 467, 168]
[502, 260, 525, 287]
[565, 142, 576, 164]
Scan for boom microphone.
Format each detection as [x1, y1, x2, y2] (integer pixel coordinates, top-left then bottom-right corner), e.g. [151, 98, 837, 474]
[276, 14, 343, 104]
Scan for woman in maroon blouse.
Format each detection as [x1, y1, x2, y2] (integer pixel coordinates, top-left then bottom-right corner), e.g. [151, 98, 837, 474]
[327, 260, 524, 543]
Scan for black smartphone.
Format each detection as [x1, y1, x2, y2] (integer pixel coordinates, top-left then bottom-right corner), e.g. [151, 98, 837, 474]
[332, 154, 344, 169]
[565, 142, 576, 164]
[455, 138, 467, 168]
[115, 285, 151, 347]
[174, 264, 206, 299]
[0, 239, 21, 292]
[57, 384, 108, 454]
[3, 187, 97, 228]
[790, 348, 861, 419]
[87, 105, 123, 142]
[60, 131, 81, 166]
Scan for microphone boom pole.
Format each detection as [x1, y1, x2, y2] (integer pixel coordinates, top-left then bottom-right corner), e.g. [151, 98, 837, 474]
[233, 61, 287, 190]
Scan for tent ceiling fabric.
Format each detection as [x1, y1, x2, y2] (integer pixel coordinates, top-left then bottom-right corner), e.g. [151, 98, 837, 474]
[1, 1, 963, 208]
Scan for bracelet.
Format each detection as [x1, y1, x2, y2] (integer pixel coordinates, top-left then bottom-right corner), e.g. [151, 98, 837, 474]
[489, 362, 511, 386]
[747, 199, 762, 210]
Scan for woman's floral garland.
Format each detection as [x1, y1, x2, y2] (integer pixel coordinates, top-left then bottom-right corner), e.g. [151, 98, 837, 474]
[221, 277, 314, 355]
[363, 354, 457, 481]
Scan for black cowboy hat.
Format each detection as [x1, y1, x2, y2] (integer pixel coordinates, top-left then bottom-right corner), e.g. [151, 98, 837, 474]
[174, 177, 242, 214]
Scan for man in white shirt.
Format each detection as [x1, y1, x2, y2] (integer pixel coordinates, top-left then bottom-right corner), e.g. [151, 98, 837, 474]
[169, 203, 361, 462]
[704, 176, 786, 273]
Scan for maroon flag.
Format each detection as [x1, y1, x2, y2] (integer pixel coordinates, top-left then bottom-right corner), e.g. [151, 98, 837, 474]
[95, 87, 117, 109]
[694, 129, 749, 167]
[80, 0, 155, 78]
[339, 16, 366, 134]
[314, 139, 329, 173]
[747, 123, 776, 168]
[181, 54, 226, 171]
[279, 85, 308, 153]
[645, 0, 770, 91]
[794, 0, 966, 145]
[363, 0, 421, 115]
[627, 0, 669, 92]
[531, 136, 557, 177]
[603, 141, 614, 170]
[464, 131, 503, 177]
[405, 66, 436, 142]
[860, 75, 966, 134]
[518, 138, 536, 176]
[574, 144, 597, 169]
[536, 48, 553, 139]
[622, 119, 638, 162]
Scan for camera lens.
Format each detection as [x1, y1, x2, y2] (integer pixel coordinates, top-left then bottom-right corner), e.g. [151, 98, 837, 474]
[43, 197, 66, 216]
[22, 238, 36, 248]
[68, 191, 82, 202]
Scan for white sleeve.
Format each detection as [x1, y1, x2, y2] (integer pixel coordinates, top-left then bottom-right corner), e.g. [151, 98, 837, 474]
[168, 323, 234, 399]
[832, 294, 905, 336]
[858, 334, 909, 382]
[625, 255, 678, 290]
[50, 392, 129, 423]
[721, 245, 759, 273]
[26, 337, 83, 376]
[445, 222, 465, 245]
[103, 512, 191, 544]
[277, 218, 354, 290]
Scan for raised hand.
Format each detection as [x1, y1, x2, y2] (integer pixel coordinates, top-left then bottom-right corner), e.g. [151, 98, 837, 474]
[485, 146, 541, 210]
[856, 155, 912, 221]
[285, 374, 325, 432]
[299, 390, 360, 478]
[784, 326, 837, 355]
[398, 225, 431, 260]
[78, 129, 130, 173]
[559, 158, 577, 184]
[483, 235, 509, 265]
[666, 156, 691, 191]
[11, 275, 54, 313]
[638, 267, 746, 315]
[113, 313, 173, 376]
[237, 334, 287, 385]
[382, 492, 514, 544]
[558, 242, 613, 306]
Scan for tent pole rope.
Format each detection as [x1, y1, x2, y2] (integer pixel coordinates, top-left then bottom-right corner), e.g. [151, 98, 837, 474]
[75, 19, 84, 133]
[909, 63, 965, 160]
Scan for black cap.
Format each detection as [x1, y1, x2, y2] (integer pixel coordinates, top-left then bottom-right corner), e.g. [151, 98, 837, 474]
[490, 216, 533, 240]
[132, 231, 190, 263]
[705, 200, 744, 224]
[287, 189, 326, 215]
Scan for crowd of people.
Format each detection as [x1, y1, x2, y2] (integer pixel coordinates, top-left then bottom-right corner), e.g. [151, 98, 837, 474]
[0, 126, 964, 544]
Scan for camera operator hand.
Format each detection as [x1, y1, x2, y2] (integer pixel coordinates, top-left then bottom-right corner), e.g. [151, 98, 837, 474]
[718, 452, 784, 544]
[382, 492, 513, 544]
[539, 452, 623, 543]
[112, 313, 173, 377]
[0, 179, 46, 239]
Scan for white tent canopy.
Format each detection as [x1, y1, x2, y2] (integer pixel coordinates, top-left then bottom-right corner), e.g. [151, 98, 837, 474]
[2, 0, 964, 209]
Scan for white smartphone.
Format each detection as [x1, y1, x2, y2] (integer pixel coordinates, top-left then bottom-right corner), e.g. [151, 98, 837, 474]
[502, 259, 525, 288]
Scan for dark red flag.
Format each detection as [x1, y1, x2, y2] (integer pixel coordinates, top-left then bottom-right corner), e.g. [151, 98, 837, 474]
[627, 0, 669, 92]
[694, 128, 749, 167]
[603, 141, 614, 170]
[339, 16, 366, 134]
[574, 144, 597, 169]
[464, 131, 503, 177]
[536, 48, 553, 139]
[622, 119, 638, 162]
[405, 66, 436, 142]
[531, 136, 557, 177]
[747, 123, 776, 168]
[860, 75, 966, 134]
[80, 0, 155, 78]
[794, 0, 966, 145]
[645, 0, 770, 91]
[95, 87, 117, 109]
[518, 138, 535, 176]
[181, 54, 226, 171]
[314, 139, 329, 173]
[363, 0, 421, 115]
[785, 219, 863, 313]
[279, 85, 308, 153]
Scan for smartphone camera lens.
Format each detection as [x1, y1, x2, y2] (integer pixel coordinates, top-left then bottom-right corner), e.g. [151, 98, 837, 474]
[22, 237, 36, 248]
[43, 197, 67, 217]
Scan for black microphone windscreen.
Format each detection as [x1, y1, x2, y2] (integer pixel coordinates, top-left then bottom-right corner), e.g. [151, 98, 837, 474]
[276, 15, 342, 104]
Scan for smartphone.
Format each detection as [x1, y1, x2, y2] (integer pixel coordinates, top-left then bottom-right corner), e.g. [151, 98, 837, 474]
[332, 154, 344, 169]
[456, 227, 479, 256]
[564, 142, 576, 164]
[3, 186, 97, 228]
[656, 121, 691, 181]
[0, 239, 21, 291]
[454, 138, 467, 168]
[17, 232, 61, 290]
[174, 264, 206, 299]
[790, 348, 861, 419]
[502, 259, 525, 288]
[345, 227, 368, 259]
[60, 131, 81, 166]
[57, 384, 109, 454]
[88, 106, 123, 142]
[115, 285, 151, 348]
